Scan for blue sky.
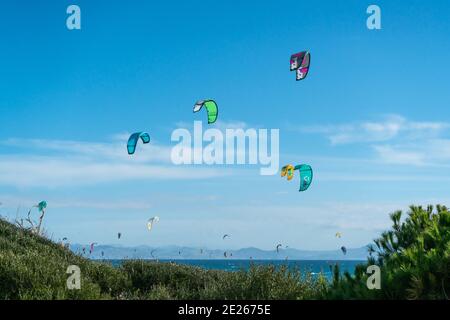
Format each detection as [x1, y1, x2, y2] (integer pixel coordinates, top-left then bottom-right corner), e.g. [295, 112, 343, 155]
[0, 0, 450, 250]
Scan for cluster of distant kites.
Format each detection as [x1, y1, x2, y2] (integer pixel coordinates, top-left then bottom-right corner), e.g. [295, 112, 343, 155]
[58, 51, 347, 258]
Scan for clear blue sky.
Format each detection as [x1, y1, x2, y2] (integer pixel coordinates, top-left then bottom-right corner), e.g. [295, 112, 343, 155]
[0, 0, 449, 250]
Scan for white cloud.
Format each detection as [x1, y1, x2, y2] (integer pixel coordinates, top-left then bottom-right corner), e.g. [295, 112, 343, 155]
[298, 115, 449, 145]
[0, 195, 153, 211]
[0, 156, 229, 188]
[0, 135, 232, 188]
[295, 114, 450, 167]
[373, 139, 450, 166]
[1, 137, 172, 163]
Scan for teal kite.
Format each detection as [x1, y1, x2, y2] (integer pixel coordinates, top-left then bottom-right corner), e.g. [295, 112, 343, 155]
[127, 132, 150, 155]
[37, 201, 47, 212]
[294, 164, 313, 191]
[193, 100, 218, 124]
[281, 164, 313, 191]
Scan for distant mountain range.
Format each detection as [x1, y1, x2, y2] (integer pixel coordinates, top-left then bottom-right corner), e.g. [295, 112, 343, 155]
[70, 244, 369, 261]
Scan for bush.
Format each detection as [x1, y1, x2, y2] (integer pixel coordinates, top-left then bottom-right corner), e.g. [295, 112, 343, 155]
[325, 205, 450, 300]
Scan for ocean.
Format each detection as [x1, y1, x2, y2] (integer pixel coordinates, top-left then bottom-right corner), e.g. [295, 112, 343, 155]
[104, 259, 364, 279]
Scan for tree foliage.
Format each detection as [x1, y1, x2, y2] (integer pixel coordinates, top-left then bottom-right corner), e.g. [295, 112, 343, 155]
[326, 205, 450, 300]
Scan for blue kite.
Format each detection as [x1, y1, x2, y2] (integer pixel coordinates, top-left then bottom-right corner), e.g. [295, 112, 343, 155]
[127, 132, 150, 155]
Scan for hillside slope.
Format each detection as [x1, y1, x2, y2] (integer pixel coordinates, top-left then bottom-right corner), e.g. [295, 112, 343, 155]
[0, 218, 129, 299]
[0, 219, 326, 300]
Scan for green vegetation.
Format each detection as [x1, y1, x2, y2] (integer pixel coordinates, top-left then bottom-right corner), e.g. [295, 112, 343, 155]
[324, 205, 450, 300]
[0, 217, 325, 300]
[0, 205, 448, 300]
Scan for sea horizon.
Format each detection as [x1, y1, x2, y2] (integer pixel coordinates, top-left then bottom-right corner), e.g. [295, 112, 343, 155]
[99, 259, 365, 279]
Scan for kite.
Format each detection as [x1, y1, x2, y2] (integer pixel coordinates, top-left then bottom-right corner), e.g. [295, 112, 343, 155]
[151, 249, 156, 259]
[147, 216, 159, 231]
[127, 132, 150, 155]
[281, 165, 295, 181]
[90, 242, 97, 254]
[335, 232, 342, 238]
[34, 201, 47, 212]
[118, 232, 122, 239]
[281, 164, 313, 191]
[276, 244, 283, 253]
[290, 51, 311, 81]
[341, 246, 347, 255]
[224, 251, 228, 258]
[193, 100, 218, 124]
[222, 234, 230, 240]
[295, 164, 313, 191]
[62, 237, 68, 241]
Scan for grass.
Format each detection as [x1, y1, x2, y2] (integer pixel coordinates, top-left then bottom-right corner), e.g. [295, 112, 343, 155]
[0, 218, 326, 300]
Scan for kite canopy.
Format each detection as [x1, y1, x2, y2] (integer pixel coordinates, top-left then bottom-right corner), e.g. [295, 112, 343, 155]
[222, 234, 230, 240]
[90, 242, 97, 253]
[294, 164, 313, 192]
[335, 232, 342, 238]
[341, 246, 347, 255]
[290, 51, 311, 81]
[118, 232, 121, 239]
[127, 132, 150, 155]
[151, 249, 156, 259]
[281, 165, 295, 181]
[276, 244, 283, 253]
[193, 100, 218, 124]
[281, 164, 313, 191]
[147, 216, 160, 231]
[37, 201, 47, 212]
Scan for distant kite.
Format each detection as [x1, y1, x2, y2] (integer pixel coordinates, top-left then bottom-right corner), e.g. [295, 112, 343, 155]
[118, 232, 122, 239]
[35, 201, 47, 212]
[290, 51, 311, 81]
[276, 244, 283, 253]
[341, 246, 347, 255]
[127, 132, 150, 155]
[90, 242, 97, 254]
[193, 100, 218, 124]
[335, 232, 342, 238]
[147, 216, 160, 232]
[222, 234, 230, 240]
